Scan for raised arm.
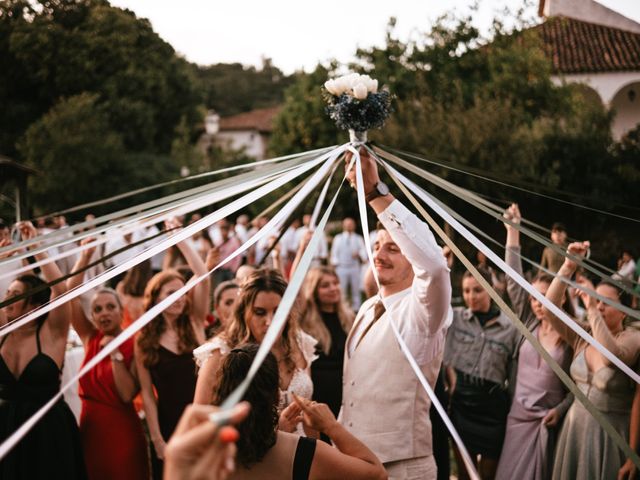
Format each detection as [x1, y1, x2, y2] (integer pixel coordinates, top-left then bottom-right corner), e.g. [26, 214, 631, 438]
[542, 242, 587, 350]
[577, 275, 640, 368]
[380, 200, 451, 335]
[168, 219, 209, 342]
[290, 229, 313, 277]
[503, 204, 531, 318]
[293, 394, 386, 480]
[345, 150, 451, 337]
[20, 222, 70, 339]
[66, 238, 98, 343]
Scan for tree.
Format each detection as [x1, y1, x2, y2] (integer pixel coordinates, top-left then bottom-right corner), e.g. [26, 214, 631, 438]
[193, 58, 294, 116]
[18, 93, 127, 213]
[0, 0, 202, 156]
[17, 93, 178, 216]
[268, 64, 343, 156]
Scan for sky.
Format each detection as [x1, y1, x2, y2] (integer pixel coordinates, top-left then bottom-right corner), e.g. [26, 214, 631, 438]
[109, 0, 640, 74]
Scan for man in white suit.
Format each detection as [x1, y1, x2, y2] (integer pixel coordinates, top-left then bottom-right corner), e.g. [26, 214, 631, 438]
[339, 150, 452, 480]
[331, 217, 367, 310]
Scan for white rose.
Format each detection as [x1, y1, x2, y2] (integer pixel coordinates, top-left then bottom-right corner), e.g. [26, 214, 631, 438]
[345, 73, 360, 88]
[324, 79, 339, 96]
[334, 77, 349, 95]
[369, 79, 379, 93]
[353, 83, 368, 100]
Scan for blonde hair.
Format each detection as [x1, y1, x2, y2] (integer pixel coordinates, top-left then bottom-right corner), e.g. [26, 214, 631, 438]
[300, 267, 354, 355]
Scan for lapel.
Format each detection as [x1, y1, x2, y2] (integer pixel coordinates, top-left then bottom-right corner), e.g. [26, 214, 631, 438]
[345, 297, 381, 360]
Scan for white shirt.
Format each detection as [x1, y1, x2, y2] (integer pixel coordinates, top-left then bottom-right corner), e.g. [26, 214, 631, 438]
[105, 228, 146, 268]
[330, 231, 366, 268]
[235, 223, 249, 244]
[279, 226, 298, 261]
[615, 259, 637, 280]
[347, 200, 453, 365]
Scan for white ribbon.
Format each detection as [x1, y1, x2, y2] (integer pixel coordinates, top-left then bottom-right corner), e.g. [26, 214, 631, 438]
[35, 146, 336, 221]
[378, 156, 640, 468]
[350, 149, 480, 480]
[221, 151, 353, 409]
[0, 146, 346, 461]
[377, 148, 640, 300]
[0, 149, 341, 338]
[381, 162, 640, 386]
[0, 159, 308, 273]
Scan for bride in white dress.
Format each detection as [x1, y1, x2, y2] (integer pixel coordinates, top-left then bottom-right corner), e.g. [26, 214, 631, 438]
[193, 268, 317, 435]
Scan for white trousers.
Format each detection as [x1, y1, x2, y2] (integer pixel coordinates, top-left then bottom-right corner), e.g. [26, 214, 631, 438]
[335, 265, 362, 310]
[384, 455, 436, 480]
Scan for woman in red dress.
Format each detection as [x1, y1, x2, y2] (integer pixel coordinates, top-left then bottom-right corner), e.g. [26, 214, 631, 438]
[68, 241, 149, 480]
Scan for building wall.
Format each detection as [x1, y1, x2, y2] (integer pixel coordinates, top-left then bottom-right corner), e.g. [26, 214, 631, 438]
[610, 81, 640, 140]
[552, 72, 640, 139]
[214, 129, 266, 160]
[543, 0, 640, 33]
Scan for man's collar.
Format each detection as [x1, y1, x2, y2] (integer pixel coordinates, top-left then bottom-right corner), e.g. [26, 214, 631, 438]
[380, 286, 411, 306]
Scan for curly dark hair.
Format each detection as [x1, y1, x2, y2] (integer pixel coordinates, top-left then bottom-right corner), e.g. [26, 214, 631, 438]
[213, 343, 278, 469]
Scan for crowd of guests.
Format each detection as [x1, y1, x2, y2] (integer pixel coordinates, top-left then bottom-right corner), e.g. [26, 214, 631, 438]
[0, 153, 639, 480]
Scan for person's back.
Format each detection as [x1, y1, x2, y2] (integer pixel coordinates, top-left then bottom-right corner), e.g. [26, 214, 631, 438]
[230, 431, 307, 480]
[214, 344, 387, 480]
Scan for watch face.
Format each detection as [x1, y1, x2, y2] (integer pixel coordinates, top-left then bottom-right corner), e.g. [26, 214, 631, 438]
[377, 182, 390, 196]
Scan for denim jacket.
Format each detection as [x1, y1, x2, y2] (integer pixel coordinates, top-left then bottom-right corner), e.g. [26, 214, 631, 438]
[444, 307, 519, 387]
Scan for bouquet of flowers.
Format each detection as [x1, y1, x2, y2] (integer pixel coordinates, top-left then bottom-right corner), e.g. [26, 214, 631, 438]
[322, 73, 393, 139]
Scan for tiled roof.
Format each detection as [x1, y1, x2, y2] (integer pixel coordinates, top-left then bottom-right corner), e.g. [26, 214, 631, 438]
[219, 106, 282, 133]
[535, 17, 640, 74]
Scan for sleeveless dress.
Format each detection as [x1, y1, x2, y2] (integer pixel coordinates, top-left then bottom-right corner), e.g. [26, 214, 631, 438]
[194, 332, 318, 435]
[552, 349, 635, 480]
[495, 326, 572, 480]
[229, 431, 317, 480]
[0, 324, 88, 479]
[78, 332, 148, 480]
[310, 311, 346, 417]
[149, 346, 197, 440]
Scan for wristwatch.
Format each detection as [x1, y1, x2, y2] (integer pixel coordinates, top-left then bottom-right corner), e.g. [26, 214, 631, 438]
[365, 181, 390, 202]
[110, 351, 125, 363]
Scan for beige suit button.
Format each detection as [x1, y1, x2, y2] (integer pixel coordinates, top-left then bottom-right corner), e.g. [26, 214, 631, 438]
[350, 402, 354, 407]
[349, 422, 353, 427]
[351, 380, 355, 385]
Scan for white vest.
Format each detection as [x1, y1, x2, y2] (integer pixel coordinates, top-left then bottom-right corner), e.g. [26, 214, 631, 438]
[340, 307, 442, 464]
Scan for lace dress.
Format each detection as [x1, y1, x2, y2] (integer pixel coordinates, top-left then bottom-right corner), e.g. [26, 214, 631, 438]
[194, 332, 318, 435]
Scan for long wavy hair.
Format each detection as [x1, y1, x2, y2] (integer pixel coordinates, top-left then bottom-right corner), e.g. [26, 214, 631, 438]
[137, 269, 199, 368]
[223, 268, 301, 372]
[213, 343, 279, 468]
[300, 267, 354, 355]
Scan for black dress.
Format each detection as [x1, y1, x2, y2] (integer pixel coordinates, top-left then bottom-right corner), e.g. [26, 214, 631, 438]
[310, 311, 346, 417]
[0, 324, 87, 479]
[149, 345, 197, 440]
